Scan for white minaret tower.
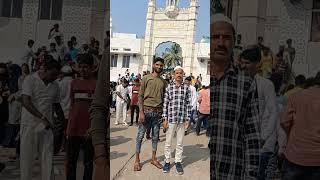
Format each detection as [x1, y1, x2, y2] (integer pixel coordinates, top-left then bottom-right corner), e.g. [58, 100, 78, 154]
[110, 16, 113, 37]
[142, 0, 156, 72]
[142, 0, 199, 74]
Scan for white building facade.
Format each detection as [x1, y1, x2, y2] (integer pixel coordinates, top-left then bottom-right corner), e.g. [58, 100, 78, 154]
[219, 0, 320, 77]
[110, 0, 210, 85]
[0, 0, 107, 64]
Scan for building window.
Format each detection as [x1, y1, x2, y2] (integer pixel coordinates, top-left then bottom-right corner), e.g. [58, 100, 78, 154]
[111, 54, 118, 67]
[311, 0, 320, 42]
[1, 0, 23, 18]
[39, 0, 63, 20]
[124, 48, 131, 51]
[122, 55, 130, 68]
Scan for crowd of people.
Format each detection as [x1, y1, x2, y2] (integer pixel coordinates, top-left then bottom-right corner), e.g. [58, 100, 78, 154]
[209, 13, 320, 180]
[109, 56, 211, 175]
[234, 33, 297, 87]
[0, 23, 108, 180]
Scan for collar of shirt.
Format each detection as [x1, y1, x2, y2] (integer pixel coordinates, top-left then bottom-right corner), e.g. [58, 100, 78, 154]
[211, 63, 237, 82]
[171, 80, 185, 88]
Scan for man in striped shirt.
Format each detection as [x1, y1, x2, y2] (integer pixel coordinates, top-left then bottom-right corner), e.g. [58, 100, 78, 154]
[162, 66, 192, 175]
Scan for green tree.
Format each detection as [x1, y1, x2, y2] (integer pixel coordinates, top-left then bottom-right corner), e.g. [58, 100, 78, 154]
[163, 43, 182, 68]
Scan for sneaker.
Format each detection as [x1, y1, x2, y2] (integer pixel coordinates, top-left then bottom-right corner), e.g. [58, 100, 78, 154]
[123, 122, 128, 126]
[175, 162, 184, 175]
[114, 122, 119, 125]
[163, 162, 170, 173]
[129, 123, 133, 126]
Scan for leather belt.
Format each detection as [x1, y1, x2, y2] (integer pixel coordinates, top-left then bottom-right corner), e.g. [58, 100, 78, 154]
[144, 106, 163, 113]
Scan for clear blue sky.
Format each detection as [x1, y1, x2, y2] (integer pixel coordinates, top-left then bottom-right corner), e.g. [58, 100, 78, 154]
[110, 0, 209, 42]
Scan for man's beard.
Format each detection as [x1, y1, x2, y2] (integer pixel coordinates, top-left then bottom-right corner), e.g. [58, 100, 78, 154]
[154, 68, 163, 73]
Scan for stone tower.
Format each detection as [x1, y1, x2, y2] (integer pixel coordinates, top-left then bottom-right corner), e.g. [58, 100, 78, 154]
[142, 0, 199, 74]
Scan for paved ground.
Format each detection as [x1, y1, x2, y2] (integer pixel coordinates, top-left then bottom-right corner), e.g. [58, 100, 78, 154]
[110, 110, 210, 180]
[0, 142, 85, 180]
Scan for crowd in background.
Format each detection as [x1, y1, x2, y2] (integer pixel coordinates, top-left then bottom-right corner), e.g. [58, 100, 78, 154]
[0, 23, 108, 180]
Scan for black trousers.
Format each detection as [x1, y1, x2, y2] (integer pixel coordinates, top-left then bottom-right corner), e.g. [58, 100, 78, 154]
[130, 105, 139, 124]
[66, 136, 94, 180]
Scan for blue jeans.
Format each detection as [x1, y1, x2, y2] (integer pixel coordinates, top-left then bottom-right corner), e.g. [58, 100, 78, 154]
[282, 158, 320, 180]
[135, 112, 161, 153]
[190, 110, 198, 126]
[196, 113, 209, 135]
[258, 152, 278, 180]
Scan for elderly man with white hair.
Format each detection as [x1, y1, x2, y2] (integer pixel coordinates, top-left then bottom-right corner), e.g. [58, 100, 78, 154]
[162, 66, 192, 175]
[209, 14, 261, 179]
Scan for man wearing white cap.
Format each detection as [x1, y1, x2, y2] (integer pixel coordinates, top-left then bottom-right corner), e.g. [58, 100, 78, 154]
[209, 14, 261, 179]
[162, 66, 191, 175]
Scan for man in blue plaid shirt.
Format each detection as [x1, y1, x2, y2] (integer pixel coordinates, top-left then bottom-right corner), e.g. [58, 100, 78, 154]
[162, 66, 192, 175]
[210, 14, 261, 179]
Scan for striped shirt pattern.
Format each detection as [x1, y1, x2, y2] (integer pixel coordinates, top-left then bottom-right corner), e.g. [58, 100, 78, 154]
[162, 82, 192, 124]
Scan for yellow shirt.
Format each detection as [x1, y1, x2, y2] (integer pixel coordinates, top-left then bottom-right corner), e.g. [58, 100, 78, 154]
[259, 53, 274, 77]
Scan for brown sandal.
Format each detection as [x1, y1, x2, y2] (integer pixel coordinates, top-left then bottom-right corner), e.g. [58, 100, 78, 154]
[134, 162, 142, 171]
[151, 160, 163, 169]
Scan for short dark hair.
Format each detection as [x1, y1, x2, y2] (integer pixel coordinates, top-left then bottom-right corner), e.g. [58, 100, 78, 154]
[315, 71, 320, 79]
[44, 59, 61, 71]
[0, 63, 8, 71]
[304, 77, 315, 88]
[78, 54, 94, 66]
[153, 57, 164, 64]
[28, 39, 34, 46]
[122, 79, 129, 84]
[240, 45, 261, 62]
[54, 24, 59, 28]
[185, 76, 192, 81]
[314, 74, 320, 86]
[258, 36, 263, 41]
[269, 72, 283, 94]
[295, 74, 306, 86]
[71, 36, 76, 41]
[287, 39, 292, 44]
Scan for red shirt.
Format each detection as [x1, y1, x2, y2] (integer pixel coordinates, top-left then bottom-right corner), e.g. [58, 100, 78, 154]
[67, 79, 96, 136]
[131, 85, 140, 105]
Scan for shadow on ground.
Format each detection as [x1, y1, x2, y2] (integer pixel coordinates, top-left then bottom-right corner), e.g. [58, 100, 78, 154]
[138, 144, 209, 169]
[182, 144, 209, 168]
[111, 151, 128, 160]
[111, 127, 128, 133]
[111, 136, 132, 146]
